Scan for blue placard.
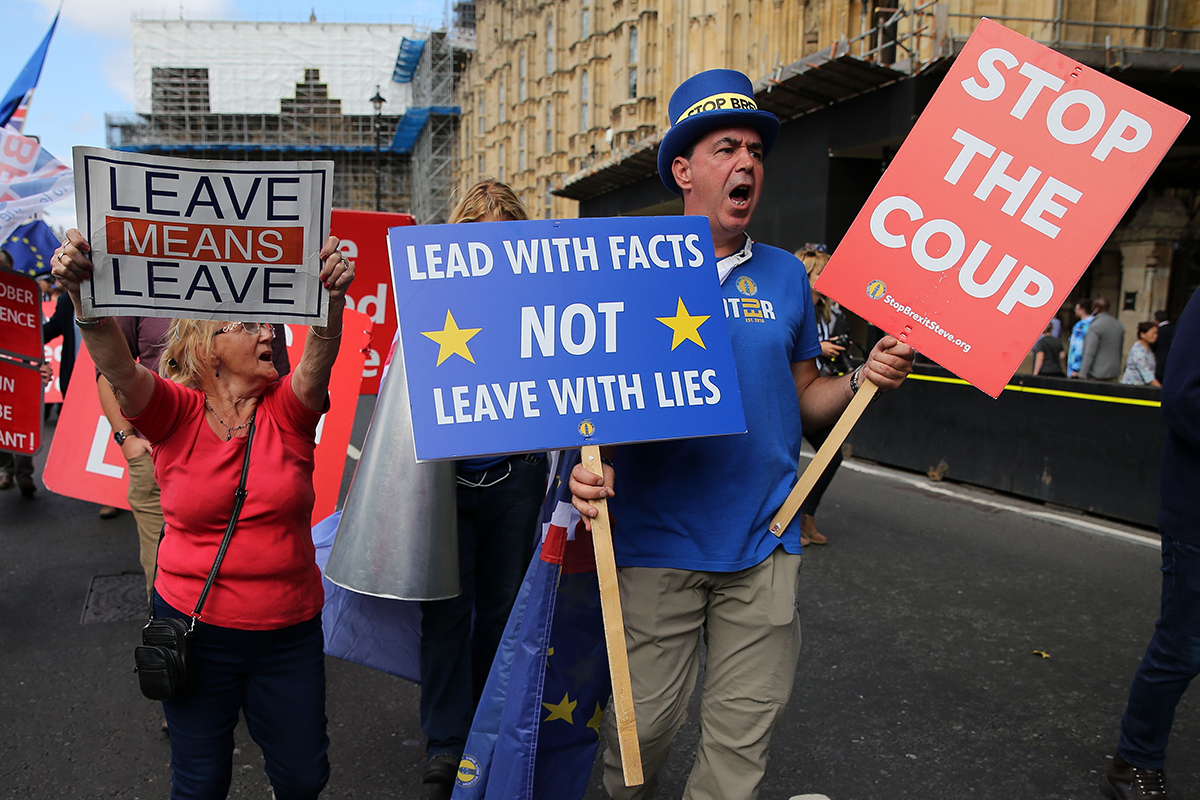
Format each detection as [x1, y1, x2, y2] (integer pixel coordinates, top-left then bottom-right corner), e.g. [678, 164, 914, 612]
[389, 216, 747, 461]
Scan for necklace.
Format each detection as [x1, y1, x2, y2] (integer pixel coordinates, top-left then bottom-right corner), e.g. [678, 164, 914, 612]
[204, 398, 252, 441]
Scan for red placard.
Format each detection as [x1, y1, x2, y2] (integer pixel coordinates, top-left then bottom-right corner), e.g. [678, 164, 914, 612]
[42, 301, 63, 403]
[43, 310, 371, 524]
[815, 20, 1189, 397]
[0, 267, 42, 362]
[330, 208, 415, 394]
[0, 356, 42, 454]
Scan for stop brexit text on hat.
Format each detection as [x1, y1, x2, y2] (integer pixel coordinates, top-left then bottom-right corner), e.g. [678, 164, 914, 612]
[815, 19, 1189, 397]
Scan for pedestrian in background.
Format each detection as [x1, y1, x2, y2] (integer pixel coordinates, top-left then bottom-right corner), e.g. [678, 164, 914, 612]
[1068, 299, 1093, 378]
[1121, 322, 1160, 387]
[1101, 287, 1200, 800]
[412, 180, 547, 799]
[1032, 321, 1065, 377]
[1080, 297, 1125, 382]
[54, 229, 352, 800]
[795, 246, 851, 546]
[1154, 309, 1174, 385]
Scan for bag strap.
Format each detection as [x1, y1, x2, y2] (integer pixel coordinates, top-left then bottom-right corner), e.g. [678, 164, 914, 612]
[144, 413, 257, 627]
[190, 414, 256, 625]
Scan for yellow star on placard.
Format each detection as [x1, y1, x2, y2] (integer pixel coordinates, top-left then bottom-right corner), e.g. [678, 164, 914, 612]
[656, 297, 710, 350]
[542, 692, 577, 724]
[421, 310, 482, 366]
[586, 703, 605, 738]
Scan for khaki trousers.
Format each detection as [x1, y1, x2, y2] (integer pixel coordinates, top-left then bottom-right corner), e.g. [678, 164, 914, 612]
[603, 548, 802, 800]
[126, 453, 164, 599]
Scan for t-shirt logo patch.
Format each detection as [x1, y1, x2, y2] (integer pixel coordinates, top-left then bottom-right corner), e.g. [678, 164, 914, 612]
[457, 755, 482, 787]
[736, 276, 758, 296]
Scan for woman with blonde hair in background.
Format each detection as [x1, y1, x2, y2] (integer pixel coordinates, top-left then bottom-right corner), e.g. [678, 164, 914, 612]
[405, 179, 549, 798]
[795, 246, 853, 546]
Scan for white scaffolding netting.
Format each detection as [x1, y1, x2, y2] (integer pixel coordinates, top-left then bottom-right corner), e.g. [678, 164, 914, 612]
[131, 20, 416, 115]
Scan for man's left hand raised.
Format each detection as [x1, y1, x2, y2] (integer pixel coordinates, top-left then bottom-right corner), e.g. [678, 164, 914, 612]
[861, 335, 914, 392]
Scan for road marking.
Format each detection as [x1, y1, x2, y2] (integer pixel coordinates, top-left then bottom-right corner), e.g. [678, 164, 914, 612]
[803, 453, 1160, 549]
[907, 373, 1161, 407]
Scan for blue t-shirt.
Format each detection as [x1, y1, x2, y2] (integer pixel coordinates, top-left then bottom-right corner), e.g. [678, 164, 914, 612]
[610, 242, 823, 571]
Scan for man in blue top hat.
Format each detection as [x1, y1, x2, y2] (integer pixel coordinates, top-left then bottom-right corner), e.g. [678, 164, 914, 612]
[570, 69, 915, 799]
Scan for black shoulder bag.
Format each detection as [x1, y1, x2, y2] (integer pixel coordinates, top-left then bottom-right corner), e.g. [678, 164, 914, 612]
[134, 416, 256, 701]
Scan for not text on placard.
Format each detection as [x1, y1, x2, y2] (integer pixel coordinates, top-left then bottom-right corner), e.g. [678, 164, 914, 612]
[390, 216, 747, 461]
[73, 147, 333, 326]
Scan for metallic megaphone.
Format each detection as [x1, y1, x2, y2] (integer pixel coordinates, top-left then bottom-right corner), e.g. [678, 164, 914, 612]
[325, 334, 459, 600]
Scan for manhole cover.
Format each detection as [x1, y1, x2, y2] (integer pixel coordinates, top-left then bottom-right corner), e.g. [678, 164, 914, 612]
[81, 573, 147, 624]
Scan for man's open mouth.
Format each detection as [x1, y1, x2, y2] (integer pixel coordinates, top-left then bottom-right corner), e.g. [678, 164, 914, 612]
[258, 352, 272, 362]
[729, 185, 752, 207]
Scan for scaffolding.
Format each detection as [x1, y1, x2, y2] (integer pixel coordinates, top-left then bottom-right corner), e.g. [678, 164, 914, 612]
[106, 20, 418, 213]
[409, 31, 461, 224]
[107, 68, 412, 212]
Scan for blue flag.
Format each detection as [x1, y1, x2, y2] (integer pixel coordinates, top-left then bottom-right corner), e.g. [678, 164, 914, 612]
[454, 450, 612, 800]
[311, 511, 422, 682]
[3, 219, 58, 277]
[0, 11, 59, 131]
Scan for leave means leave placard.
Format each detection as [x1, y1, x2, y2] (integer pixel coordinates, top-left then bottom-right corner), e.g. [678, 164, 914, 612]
[73, 147, 333, 326]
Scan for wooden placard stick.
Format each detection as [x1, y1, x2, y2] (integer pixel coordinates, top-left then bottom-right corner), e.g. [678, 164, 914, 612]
[581, 444, 644, 787]
[768, 380, 879, 537]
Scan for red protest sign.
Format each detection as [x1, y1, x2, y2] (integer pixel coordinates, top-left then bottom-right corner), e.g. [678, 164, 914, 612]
[815, 19, 1189, 397]
[0, 267, 42, 362]
[42, 301, 63, 403]
[44, 311, 370, 523]
[0, 356, 42, 454]
[330, 209, 414, 394]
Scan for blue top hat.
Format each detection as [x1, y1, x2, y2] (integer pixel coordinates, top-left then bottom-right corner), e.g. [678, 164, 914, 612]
[657, 69, 780, 195]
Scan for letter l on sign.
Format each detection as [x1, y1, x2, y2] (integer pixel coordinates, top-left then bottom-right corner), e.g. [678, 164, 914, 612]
[86, 416, 125, 479]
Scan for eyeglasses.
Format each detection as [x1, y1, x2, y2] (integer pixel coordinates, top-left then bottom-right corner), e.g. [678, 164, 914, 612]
[214, 322, 274, 338]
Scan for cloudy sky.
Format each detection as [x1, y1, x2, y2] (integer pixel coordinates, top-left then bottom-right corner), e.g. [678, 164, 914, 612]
[2, 0, 445, 231]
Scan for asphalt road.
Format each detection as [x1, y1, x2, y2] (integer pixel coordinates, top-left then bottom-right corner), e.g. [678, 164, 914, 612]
[2, 419, 1195, 800]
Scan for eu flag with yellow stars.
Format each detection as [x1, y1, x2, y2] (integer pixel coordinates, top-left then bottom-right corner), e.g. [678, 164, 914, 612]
[454, 450, 611, 800]
[4, 220, 58, 277]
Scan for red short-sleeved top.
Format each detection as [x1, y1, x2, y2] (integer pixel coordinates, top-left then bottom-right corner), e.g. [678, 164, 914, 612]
[127, 372, 325, 630]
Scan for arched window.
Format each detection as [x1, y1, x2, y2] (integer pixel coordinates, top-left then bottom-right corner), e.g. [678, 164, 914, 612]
[519, 53, 527, 102]
[580, 70, 589, 129]
[581, 0, 590, 39]
[498, 79, 506, 123]
[519, 125, 526, 171]
[478, 95, 485, 134]
[546, 16, 555, 73]
[629, 25, 639, 63]
[498, 142, 506, 183]
[545, 100, 553, 153]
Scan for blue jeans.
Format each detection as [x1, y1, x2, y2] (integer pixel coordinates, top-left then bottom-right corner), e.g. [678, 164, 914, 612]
[1117, 536, 1200, 769]
[419, 455, 545, 758]
[154, 594, 330, 799]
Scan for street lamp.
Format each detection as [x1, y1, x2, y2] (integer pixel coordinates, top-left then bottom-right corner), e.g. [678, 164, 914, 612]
[371, 86, 387, 212]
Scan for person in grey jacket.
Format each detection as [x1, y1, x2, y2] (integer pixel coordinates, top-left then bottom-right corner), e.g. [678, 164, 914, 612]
[1080, 297, 1126, 382]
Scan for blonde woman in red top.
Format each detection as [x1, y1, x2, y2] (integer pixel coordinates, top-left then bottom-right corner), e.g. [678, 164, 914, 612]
[53, 229, 352, 800]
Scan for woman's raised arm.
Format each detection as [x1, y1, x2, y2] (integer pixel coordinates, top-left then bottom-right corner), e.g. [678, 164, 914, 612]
[52, 230, 156, 416]
[291, 237, 354, 412]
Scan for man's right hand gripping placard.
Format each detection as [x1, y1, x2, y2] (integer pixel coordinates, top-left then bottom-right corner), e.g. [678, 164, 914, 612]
[816, 19, 1188, 397]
